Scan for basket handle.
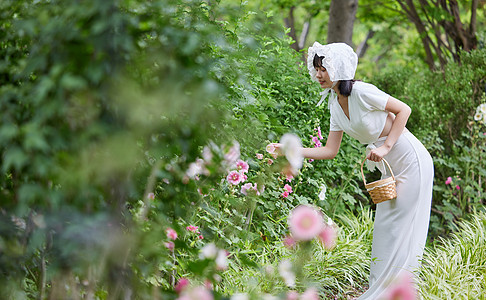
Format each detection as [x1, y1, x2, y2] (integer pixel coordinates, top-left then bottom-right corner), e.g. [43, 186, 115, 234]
[360, 158, 396, 185]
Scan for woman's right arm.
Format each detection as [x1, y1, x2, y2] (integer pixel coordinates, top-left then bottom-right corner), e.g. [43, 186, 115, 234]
[301, 130, 343, 160]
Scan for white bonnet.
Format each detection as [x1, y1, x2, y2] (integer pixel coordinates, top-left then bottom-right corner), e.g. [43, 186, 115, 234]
[307, 42, 358, 82]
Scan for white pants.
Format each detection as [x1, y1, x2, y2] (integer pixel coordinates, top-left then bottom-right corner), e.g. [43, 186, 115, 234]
[358, 131, 434, 299]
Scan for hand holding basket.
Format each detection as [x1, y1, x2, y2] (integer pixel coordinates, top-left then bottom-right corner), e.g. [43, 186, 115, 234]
[360, 158, 397, 204]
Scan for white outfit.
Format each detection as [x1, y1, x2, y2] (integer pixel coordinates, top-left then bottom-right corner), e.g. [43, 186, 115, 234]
[329, 82, 434, 299]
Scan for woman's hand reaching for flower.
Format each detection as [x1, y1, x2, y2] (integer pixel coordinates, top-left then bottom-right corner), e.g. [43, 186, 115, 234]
[366, 145, 391, 162]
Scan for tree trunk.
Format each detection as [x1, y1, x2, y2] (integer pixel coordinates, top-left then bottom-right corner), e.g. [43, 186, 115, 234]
[327, 0, 358, 46]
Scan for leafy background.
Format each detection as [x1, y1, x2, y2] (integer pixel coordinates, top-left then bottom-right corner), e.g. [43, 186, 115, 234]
[1, 0, 485, 299]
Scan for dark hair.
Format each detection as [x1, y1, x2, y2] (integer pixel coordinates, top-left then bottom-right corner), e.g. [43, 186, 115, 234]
[313, 54, 355, 96]
[339, 80, 355, 97]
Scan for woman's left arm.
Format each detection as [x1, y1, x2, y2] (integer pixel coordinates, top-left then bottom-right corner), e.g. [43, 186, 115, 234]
[367, 96, 411, 162]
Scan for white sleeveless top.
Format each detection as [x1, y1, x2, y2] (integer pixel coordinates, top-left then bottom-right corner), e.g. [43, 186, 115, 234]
[329, 81, 390, 144]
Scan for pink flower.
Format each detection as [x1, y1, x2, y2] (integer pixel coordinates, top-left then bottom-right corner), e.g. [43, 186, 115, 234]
[286, 174, 294, 182]
[281, 191, 290, 198]
[267, 159, 274, 165]
[288, 205, 325, 241]
[445, 177, 452, 185]
[177, 286, 213, 300]
[382, 272, 417, 300]
[301, 288, 319, 300]
[314, 140, 322, 148]
[456, 185, 460, 190]
[286, 291, 299, 300]
[309, 159, 314, 162]
[147, 192, 155, 200]
[316, 126, 323, 140]
[226, 170, 242, 185]
[165, 241, 175, 251]
[256, 153, 264, 159]
[175, 278, 190, 294]
[266, 143, 276, 154]
[186, 225, 199, 233]
[166, 228, 178, 240]
[284, 184, 293, 194]
[198, 235, 204, 240]
[318, 226, 337, 250]
[239, 172, 247, 183]
[236, 160, 249, 173]
[240, 183, 253, 196]
[224, 141, 240, 167]
[283, 235, 296, 249]
[311, 136, 319, 144]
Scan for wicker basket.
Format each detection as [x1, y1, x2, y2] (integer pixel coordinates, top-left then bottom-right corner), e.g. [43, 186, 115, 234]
[360, 158, 397, 204]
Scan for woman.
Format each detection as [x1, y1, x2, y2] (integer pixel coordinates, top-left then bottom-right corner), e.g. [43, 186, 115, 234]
[273, 42, 433, 299]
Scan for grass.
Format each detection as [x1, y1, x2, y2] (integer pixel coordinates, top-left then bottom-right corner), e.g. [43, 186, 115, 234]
[218, 208, 374, 299]
[418, 210, 486, 300]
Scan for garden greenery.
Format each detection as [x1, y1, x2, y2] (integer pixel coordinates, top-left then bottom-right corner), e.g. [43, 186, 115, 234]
[1, 0, 485, 299]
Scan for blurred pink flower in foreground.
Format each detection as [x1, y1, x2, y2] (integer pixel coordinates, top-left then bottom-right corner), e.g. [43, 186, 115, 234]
[456, 185, 460, 190]
[166, 228, 178, 240]
[318, 226, 337, 250]
[281, 191, 290, 198]
[165, 241, 175, 251]
[301, 288, 320, 300]
[177, 286, 213, 300]
[175, 278, 190, 294]
[283, 235, 296, 249]
[288, 205, 325, 241]
[186, 225, 199, 233]
[286, 291, 299, 300]
[445, 177, 452, 185]
[284, 184, 293, 194]
[227, 170, 243, 185]
[382, 272, 417, 300]
[224, 141, 240, 167]
[236, 160, 249, 173]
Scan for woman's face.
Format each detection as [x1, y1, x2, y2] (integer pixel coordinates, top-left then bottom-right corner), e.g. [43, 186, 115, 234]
[315, 66, 333, 89]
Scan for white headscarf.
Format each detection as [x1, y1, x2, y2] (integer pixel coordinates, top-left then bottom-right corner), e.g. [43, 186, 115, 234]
[307, 42, 358, 106]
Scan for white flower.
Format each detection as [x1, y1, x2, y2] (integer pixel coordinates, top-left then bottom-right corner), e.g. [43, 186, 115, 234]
[278, 259, 296, 288]
[318, 184, 327, 201]
[280, 133, 303, 171]
[230, 293, 249, 300]
[199, 243, 218, 259]
[474, 112, 483, 121]
[215, 249, 228, 270]
[479, 103, 486, 114]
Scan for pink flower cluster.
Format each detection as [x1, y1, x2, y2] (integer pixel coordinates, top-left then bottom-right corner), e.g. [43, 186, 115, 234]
[186, 225, 204, 240]
[445, 176, 461, 191]
[286, 205, 337, 250]
[311, 126, 323, 148]
[164, 227, 178, 251]
[281, 184, 293, 198]
[226, 159, 249, 185]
